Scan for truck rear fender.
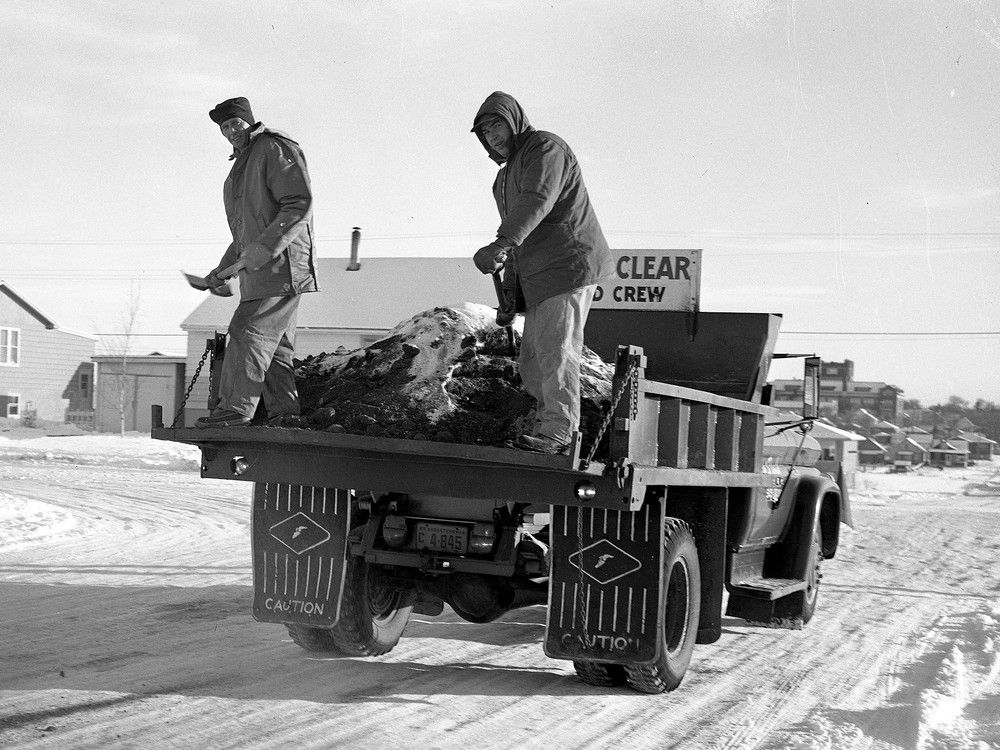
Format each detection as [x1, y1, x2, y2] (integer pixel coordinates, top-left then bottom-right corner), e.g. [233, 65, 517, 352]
[772, 473, 840, 580]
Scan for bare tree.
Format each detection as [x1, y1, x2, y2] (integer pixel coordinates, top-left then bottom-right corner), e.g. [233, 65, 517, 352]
[98, 280, 142, 436]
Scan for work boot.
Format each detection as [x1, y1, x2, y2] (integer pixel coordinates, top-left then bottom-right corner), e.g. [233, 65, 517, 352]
[514, 433, 569, 455]
[195, 409, 251, 428]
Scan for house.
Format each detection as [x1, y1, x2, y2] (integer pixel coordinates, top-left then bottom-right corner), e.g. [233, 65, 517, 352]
[178, 257, 496, 425]
[928, 439, 969, 468]
[857, 437, 889, 466]
[902, 425, 933, 449]
[92, 353, 186, 433]
[0, 280, 97, 427]
[956, 430, 997, 461]
[886, 432, 929, 467]
[809, 420, 864, 487]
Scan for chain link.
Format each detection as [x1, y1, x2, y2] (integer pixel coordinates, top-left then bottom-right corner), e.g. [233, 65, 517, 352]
[580, 359, 640, 469]
[170, 342, 214, 428]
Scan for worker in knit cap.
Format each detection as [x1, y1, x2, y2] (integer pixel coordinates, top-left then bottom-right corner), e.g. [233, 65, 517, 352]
[196, 97, 318, 428]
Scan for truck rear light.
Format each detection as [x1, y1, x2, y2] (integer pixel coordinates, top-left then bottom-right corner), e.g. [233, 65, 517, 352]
[575, 481, 597, 501]
[382, 515, 409, 547]
[469, 522, 496, 553]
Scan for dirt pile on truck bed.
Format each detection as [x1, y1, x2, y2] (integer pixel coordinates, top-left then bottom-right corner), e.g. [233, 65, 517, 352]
[289, 302, 614, 452]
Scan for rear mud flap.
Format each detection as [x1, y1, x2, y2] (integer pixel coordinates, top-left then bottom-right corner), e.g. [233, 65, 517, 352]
[544, 500, 665, 665]
[251, 483, 351, 627]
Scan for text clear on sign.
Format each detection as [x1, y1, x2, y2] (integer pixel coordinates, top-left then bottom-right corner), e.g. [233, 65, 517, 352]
[592, 249, 701, 311]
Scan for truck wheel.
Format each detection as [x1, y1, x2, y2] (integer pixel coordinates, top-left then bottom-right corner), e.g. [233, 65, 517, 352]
[331, 553, 413, 656]
[285, 624, 343, 654]
[573, 661, 627, 687]
[625, 518, 701, 694]
[776, 526, 823, 627]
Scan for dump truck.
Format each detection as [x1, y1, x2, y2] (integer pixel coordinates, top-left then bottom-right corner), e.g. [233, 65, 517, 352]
[152, 307, 850, 694]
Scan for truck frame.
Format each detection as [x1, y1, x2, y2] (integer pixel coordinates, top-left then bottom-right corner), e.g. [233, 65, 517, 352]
[152, 309, 849, 694]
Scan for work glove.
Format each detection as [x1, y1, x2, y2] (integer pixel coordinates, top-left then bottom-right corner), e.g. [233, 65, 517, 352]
[473, 241, 509, 275]
[204, 269, 235, 297]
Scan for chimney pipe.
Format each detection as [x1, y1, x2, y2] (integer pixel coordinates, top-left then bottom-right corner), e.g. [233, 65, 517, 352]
[347, 227, 361, 271]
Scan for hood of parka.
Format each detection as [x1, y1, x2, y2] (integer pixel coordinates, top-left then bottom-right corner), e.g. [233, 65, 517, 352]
[472, 91, 534, 165]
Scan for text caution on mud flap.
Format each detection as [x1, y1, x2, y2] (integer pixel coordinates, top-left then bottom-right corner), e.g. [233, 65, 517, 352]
[592, 249, 702, 311]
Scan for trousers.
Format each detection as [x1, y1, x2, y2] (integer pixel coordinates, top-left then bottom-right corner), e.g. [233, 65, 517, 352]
[517, 285, 597, 444]
[218, 295, 301, 419]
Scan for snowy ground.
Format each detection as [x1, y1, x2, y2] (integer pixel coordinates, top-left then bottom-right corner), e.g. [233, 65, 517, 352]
[0, 434, 998, 749]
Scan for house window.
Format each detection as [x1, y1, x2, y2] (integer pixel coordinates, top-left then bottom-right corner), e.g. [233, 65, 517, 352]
[1, 394, 19, 418]
[79, 370, 91, 397]
[822, 447, 836, 461]
[0, 327, 20, 366]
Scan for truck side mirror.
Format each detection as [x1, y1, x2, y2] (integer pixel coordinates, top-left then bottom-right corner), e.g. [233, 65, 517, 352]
[803, 356, 821, 419]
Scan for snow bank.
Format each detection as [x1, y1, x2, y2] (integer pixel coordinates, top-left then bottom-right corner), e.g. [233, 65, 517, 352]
[0, 491, 78, 549]
[0, 434, 200, 471]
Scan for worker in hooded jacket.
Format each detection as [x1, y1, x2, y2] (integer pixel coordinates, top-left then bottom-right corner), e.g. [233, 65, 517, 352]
[196, 96, 318, 428]
[472, 91, 613, 454]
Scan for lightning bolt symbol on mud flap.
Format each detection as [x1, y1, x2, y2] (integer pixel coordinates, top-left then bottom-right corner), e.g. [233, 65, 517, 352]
[594, 553, 614, 569]
[291, 525, 308, 539]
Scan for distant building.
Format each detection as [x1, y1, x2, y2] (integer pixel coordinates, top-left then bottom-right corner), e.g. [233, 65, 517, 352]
[0, 280, 96, 427]
[92, 353, 186, 433]
[178, 257, 496, 425]
[770, 359, 903, 421]
[928, 439, 969, 468]
[857, 437, 889, 465]
[886, 431, 929, 467]
[809, 420, 863, 487]
[956, 430, 997, 461]
[902, 425, 933, 449]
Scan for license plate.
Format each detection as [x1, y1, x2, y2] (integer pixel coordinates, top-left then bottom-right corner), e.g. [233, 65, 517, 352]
[415, 522, 468, 554]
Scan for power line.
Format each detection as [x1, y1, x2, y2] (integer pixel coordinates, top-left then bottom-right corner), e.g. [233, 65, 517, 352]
[2, 230, 1000, 246]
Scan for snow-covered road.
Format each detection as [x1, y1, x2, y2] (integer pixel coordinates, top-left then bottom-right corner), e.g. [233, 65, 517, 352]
[1, 435, 998, 749]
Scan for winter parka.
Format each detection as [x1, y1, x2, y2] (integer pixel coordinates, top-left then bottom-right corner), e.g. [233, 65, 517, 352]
[472, 92, 613, 308]
[214, 124, 318, 301]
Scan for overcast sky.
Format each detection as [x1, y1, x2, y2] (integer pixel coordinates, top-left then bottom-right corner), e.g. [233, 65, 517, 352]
[1, 0, 998, 404]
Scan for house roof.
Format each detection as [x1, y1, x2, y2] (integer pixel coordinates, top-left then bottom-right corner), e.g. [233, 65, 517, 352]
[181, 257, 497, 331]
[810, 421, 865, 441]
[92, 353, 186, 364]
[930, 440, 968, 454]
[1, 280, 60, 329]
[858, 437, 888, 453]
[957, 430, 999, 445]
[904, 437, 929, 453]
[0, 279, 97, 340]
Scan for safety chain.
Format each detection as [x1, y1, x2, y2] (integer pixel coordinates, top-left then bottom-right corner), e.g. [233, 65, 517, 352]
[580, 358, 640, 469]
[170, 341, 214, 428]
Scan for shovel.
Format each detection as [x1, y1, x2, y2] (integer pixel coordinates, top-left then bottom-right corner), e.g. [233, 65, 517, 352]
[492, 268, 517, 355]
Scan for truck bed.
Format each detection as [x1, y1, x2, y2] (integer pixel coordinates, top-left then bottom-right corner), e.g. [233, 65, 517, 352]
[151, 420, 775, 512]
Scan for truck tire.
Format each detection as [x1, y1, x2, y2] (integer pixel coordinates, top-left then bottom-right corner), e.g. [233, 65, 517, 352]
[285, 624, 343, 654]
[573, 660, 627, 687]
[775, 526, 822, 628]
[331, 553, 413, 656]
[625, 518, 701, 694]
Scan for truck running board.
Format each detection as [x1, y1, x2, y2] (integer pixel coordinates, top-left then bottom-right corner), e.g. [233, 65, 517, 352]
[251, 482, 352, 627]
[544, 499, 666, 665]
[728, 577, 806, 600]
